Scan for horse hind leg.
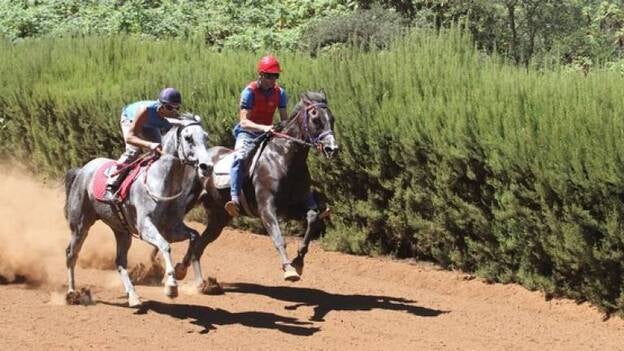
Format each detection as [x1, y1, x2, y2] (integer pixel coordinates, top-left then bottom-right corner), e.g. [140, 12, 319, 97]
[65, 207, 96, 304]
[113, 230, 141, 308]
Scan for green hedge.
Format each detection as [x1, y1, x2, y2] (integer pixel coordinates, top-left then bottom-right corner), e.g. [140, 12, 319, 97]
[2, 30, 624, 316]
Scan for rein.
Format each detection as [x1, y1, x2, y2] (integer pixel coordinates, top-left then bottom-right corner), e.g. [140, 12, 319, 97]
[270, 101, 332, 152]
[142, 122, 202, 202]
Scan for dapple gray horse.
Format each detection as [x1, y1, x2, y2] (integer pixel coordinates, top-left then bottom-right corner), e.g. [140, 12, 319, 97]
[63, 115, 211, 307]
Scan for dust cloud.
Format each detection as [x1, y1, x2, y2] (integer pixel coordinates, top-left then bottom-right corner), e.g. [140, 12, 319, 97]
[0, 165, 152, 287]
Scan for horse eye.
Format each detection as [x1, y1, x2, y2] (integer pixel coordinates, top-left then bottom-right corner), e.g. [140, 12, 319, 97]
[309, 108, 318, 117]
[184, 135, 193, 143]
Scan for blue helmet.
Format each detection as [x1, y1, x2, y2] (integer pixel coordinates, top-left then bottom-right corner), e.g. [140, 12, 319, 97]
[158, 87, 182, 106]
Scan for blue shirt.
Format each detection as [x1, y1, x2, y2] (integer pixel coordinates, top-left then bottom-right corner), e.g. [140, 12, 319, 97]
[122, 100, 171, 143]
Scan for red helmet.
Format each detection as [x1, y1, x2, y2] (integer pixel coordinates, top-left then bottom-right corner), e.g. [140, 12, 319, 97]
[257, 55, 281, 74]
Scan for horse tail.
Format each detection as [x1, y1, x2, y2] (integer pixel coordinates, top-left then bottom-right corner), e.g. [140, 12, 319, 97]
[63, 167, 80, 219]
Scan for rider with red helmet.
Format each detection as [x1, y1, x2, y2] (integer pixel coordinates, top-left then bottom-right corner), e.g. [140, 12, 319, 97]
[103, 87, 182, 203]
[225, 55, 288, 217]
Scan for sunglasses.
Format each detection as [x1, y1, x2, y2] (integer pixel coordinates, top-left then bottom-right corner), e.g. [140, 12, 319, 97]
[263, 73, 280, 80]
[163, 104, 179, 111]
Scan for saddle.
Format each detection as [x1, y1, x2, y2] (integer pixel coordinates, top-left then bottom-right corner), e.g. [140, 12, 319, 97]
[213, 135, 271, 216]
[213, 134, 270, 190]
[92, 158, 152, 203]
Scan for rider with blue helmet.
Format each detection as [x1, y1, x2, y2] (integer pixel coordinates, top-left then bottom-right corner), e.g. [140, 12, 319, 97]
[103, 87, 182, 203]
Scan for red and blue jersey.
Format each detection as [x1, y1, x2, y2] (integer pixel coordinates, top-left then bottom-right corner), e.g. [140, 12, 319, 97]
[239, 81, 288, 126]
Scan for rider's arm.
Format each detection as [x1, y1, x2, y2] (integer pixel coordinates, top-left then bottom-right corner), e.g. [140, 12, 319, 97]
[125, 107, 161, 151]
[278, 108, 288, 124]
[278, 89, 288, 124]
[240, 109, 272, 133]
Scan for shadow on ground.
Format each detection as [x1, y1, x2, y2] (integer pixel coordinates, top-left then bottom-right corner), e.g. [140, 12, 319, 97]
[223, 282, 449, 321]
[101, 299, 320, 335]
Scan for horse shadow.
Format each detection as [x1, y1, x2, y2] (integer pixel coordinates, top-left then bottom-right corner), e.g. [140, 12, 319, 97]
[223, 282, 449, 322]
[100, 300, 320, 336]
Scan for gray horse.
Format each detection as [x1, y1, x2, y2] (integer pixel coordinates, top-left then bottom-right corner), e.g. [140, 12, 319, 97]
[63, 115, 211, 307]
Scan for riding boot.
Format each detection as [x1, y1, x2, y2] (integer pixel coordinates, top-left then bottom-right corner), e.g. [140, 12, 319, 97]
[103, 172, 123, 203]
[103, 149, 139, 203]
[225, 199, 240, 217]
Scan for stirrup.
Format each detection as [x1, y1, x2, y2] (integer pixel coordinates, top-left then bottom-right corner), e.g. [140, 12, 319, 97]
[102, 186, 119, 204]
[224, 201, 240, 217]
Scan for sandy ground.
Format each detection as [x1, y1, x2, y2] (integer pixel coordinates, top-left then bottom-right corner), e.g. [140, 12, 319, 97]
[1, 168, 624, 351]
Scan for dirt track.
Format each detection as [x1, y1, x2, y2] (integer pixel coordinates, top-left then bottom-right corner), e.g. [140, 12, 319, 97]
[1, 169, 624, 350]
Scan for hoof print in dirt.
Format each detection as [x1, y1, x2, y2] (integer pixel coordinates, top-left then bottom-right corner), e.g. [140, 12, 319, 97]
[0, 274, 27, 285]
[66, 288, 94, 306]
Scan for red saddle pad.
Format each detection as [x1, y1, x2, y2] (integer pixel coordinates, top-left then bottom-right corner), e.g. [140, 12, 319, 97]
[92, 160, 145, 202]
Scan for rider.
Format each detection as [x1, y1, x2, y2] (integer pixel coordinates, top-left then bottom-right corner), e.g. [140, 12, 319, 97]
[224, 55, 288, 217]
[103, 87, 182, 203]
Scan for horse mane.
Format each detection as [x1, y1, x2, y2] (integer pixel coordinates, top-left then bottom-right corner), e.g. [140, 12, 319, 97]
[161, 112, 203, 151]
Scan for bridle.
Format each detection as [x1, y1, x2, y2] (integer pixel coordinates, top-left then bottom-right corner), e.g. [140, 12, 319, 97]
[271, 101, 334, 152]
[143, 122, 204, 201]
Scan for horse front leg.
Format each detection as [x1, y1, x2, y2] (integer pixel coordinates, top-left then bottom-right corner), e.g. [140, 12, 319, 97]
[176, 208, 228, 294]
[139, 218, 178, 298]
[291, 208, 325, 276]
[258, 197, 300, 282]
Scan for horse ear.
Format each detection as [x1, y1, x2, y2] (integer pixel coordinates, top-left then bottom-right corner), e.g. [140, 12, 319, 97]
[319, 88, 327, 100]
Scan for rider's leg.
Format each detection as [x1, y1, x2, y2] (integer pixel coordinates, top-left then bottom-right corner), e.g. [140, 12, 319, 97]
[225, 131, 255, 216]
[104, 148, 139, 201]
[104, 116, 140, 202]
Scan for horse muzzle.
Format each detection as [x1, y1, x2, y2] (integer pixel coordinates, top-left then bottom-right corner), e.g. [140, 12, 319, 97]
[322, 145, 339, 159]
[198, 162, 213, 178]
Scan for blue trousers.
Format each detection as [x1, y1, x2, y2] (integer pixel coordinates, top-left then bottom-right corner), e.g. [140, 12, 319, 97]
[230, 130, 260, 200]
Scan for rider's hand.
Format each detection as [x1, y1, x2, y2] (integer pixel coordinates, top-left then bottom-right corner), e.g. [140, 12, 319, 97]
[273, 121, 285, 132]
[149, 142, 162, 153]
[264, 125, 274, 133]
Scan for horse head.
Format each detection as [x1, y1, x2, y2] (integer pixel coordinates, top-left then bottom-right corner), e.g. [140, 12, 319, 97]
[288, 89, 339, 159]
[163, 113, 213, 177]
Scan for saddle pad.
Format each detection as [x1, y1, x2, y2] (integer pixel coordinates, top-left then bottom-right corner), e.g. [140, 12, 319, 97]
[92, 160, 145, 202]
[212, 152, 234, 189]
[212, 137, 270, 190]
[92, 160, 117, 201]
[213, 152, 236, 175]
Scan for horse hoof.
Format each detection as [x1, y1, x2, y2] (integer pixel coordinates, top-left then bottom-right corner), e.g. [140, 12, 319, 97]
[283, 269, 300, 282]
[164, 285, 178, 298]
[174, 263, 187, 280]
[199, 277, 224, 295]
[291, 256, 304, 276]
[66, 288, 93, 306]
[128, 293, 142, 308]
